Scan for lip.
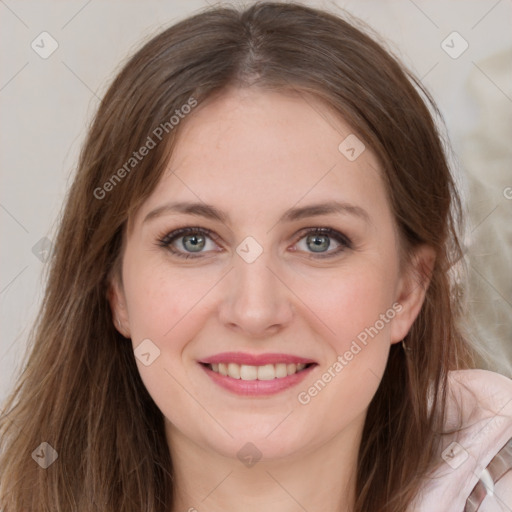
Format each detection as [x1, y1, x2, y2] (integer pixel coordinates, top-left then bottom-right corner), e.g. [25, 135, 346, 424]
[200, 363, 316, 396]
[199, 352, 317, 366]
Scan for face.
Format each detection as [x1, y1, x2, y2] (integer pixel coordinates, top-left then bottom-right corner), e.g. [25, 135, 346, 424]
[109, 87, 430, 462]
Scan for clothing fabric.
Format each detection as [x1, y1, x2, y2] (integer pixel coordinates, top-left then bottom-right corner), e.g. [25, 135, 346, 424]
[410, 369, 512, 511]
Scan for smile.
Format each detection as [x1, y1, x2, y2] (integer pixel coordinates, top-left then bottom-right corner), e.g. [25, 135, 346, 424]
[205, 362, 311, 380]
[198, 352, 318, 396]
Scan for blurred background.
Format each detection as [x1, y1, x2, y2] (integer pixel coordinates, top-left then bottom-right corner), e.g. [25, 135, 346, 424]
[1, 0, 511, 402]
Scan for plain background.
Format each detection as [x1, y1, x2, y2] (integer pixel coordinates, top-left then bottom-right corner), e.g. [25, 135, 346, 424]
[1, 0, 511, 403]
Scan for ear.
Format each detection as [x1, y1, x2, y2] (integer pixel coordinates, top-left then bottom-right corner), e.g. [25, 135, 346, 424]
[390, 244, 436, 344]
[107, 270, 131, 338]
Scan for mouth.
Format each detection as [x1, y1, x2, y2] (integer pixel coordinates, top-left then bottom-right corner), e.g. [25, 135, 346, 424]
[200, 361, 316, 380]
[198, 352, 318, 396]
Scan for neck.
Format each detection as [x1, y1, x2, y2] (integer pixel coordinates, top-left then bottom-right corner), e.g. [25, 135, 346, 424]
[166, 412, 364, 512]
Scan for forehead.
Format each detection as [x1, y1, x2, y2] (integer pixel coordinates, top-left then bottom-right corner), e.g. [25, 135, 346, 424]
[134, 87, 389, 228]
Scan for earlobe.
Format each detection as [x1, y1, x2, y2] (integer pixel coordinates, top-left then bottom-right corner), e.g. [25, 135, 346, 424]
[107, 274, 131, 338]
[390, 244, 436, 344]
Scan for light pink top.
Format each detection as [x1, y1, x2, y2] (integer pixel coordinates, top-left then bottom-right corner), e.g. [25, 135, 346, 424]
[409, 369, 512, 511]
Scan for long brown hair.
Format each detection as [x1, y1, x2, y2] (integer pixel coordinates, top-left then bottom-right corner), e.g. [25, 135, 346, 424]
[0, 2, 479, 510]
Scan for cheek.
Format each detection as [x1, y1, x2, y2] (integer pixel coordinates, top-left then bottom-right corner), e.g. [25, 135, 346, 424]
[292, 261, 397, 410]
[121, 257, 215, 423]
[122, 253, 211, 343]
[295, 271, 394, 429]
[295, 262, 397, 351]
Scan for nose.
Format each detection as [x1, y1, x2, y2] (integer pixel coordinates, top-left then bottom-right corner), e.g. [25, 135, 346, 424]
[217, 249, 294, 338]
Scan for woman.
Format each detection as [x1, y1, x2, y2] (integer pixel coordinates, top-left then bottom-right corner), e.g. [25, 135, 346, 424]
[1, 2, 511, 511]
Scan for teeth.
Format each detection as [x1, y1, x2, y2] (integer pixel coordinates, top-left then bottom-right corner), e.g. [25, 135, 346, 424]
[275, 363, 288, 378]
[228, 363, 241, 379]
[240, 364, 257, 380]
[257, 364, 275, 381]
[208, 362, 308, 380]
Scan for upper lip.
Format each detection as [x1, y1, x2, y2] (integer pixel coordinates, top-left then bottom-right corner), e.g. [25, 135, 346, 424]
[199, 352, 317, 366]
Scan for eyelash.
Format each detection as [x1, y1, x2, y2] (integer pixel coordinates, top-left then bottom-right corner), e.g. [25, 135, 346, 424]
[156, 226, 353, 260]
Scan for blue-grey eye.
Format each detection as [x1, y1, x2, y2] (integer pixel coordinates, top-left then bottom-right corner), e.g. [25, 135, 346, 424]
[159, 226, 350, 260]
[294, 228, 351, 257]
[158, 227, 219, 259]
[181, 233, 206, 252]
[306, 233, 331, 252]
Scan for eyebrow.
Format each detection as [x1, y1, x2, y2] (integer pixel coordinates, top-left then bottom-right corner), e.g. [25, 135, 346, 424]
[143, 200, 371, 225]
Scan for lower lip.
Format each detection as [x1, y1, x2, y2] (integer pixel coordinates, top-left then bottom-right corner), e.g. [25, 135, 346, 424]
[200, 363, 316, 396]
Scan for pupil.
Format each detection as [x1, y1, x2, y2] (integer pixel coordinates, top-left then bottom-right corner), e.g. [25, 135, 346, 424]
[308, 234, 329, 252]
[183, 234, 205, 252]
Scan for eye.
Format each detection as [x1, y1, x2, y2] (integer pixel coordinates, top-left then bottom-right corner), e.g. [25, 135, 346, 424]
[157, 227, 220, 259]
[157, 226, 352, 260]
[293, 227, 352, 258]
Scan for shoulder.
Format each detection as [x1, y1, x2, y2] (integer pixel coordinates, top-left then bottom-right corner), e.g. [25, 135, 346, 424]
[409, 369, 512, 512]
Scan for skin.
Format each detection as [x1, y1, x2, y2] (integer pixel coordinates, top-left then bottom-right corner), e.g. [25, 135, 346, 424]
[109, 87, 434, 512]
